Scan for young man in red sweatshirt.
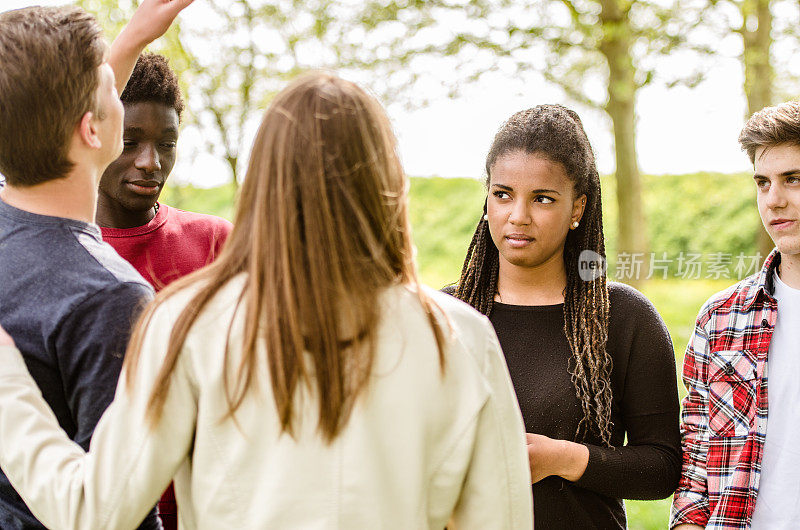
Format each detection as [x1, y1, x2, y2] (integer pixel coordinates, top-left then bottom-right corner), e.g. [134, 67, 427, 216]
[95, 53, 232, 529]
[97, 53, 232, 291]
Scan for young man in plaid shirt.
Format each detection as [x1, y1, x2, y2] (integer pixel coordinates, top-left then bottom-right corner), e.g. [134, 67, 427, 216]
[672, 101, 800, 529]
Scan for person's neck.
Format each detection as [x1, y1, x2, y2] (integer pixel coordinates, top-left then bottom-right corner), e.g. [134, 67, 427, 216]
[496, 252, 567, 306]
[777, 252, 800, 290]
[0, 169, 99, 224]
[95, 196, 157, 229]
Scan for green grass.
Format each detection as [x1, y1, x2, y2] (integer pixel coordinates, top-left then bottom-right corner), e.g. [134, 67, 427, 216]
[407, 176, 487, 288]
[160, 177, 750, 530]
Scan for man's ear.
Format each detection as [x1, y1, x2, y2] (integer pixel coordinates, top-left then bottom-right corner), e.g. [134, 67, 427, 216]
[77, 111, 102, 150]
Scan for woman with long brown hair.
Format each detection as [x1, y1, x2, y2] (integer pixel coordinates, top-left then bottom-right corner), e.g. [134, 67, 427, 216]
[0, 73, 532, 529]
[449, 105, 680, 529]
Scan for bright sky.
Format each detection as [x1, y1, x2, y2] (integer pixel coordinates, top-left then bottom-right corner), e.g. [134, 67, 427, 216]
[3, 0, 757, 187]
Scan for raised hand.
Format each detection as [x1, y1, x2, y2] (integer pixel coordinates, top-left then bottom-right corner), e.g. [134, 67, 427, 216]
[109, 0, 196, 94]
[122, 0, 196, 50]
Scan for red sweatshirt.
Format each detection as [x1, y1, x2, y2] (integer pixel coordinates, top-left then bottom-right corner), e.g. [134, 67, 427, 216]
[101, 203, 232, 291]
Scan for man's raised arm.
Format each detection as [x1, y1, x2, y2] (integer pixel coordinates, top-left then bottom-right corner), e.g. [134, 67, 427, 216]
[109, 0, 195, 94]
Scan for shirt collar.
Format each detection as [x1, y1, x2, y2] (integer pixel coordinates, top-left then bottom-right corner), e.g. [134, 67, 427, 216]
[743, 248, 781, 311]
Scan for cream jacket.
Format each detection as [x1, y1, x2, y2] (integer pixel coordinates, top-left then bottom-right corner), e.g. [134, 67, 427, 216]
[0, 278, 532, 529]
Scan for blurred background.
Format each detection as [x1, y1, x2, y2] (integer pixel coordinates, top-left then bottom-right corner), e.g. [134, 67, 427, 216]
[5, 0, 800, 526]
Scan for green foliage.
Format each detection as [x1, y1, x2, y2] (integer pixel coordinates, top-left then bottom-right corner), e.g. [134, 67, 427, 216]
[162, 172, 761, 287]
[407, 177, 486, 288]
[160, 182, 238, 221]
[602, 172, 761, 276]
[645, 172, 760, 262]
[626, 498, 672, 530]
[642, 277, 732, 367]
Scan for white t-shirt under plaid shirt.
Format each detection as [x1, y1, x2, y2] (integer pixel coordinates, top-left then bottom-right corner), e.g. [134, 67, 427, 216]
[751, 271, 800, 528]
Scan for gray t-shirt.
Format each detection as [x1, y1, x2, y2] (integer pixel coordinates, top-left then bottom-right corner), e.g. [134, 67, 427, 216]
[0, 197, 158, 529]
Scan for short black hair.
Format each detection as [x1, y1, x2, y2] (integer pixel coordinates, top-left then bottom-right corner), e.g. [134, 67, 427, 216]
[120, 53, 185, 119]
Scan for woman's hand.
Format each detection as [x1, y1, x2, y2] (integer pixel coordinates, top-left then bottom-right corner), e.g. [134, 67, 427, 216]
[526, 433, 590, 484]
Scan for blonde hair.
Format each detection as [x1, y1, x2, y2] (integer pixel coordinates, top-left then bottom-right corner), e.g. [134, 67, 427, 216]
[124, 72, 446, 441]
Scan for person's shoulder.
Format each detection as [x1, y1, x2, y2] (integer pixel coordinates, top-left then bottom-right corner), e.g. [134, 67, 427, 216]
[607, 281, 673, 340]
[155, 273, 244, 324]
[440, 283, 457, 296]
[608, 281, 658, 316]
[162, 204, 233, 232]
[385, 284, 493, 341]
[0, 219, 148, 295]
[419, 285, 499, 356]
[690, 275, 758, 327]
[73, 279, 153, 316]
[424, 285, 487, 322]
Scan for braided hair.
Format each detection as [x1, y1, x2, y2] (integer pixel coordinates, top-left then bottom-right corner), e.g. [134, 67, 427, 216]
[454, 105, 613, 444]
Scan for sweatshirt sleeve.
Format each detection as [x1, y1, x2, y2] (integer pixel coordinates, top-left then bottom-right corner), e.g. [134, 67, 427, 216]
[449, 321, 534, 529]
[0, 300, 197, 530]
[53, 282, 152, 450]
[574, 287, 682, 500]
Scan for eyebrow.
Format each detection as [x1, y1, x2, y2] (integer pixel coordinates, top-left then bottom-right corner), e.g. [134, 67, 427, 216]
[491, 183, 561, 195]
[124, 126, 178, 134]
[753, 169, 800, 179]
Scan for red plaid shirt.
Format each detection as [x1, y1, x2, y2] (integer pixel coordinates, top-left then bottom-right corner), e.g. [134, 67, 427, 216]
[671, 250, 780, 529]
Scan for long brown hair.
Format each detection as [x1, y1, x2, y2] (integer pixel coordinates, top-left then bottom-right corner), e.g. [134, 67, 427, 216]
[454, 105, 613, 444]
[125, 72, 446, 442]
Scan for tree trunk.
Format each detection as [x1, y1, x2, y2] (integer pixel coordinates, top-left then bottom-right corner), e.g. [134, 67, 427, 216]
[227, 156, 239, 189]
[742, 0, 774, 259]
[599, 0, 648, 288]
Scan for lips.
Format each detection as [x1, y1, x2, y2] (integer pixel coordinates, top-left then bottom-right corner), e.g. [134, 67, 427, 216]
[125, 179, 162, 196]
[770, 218, 796, 231]
[505, 233, 534, 248]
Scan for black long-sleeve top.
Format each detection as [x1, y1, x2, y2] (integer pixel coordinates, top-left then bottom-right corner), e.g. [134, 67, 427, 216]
[487, 282, 681, 529]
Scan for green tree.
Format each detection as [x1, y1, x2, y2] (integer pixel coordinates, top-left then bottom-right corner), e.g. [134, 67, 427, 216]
[733, 0, 797, 256]
[347, 0, 710, 286]
[78, 0, 374, 186]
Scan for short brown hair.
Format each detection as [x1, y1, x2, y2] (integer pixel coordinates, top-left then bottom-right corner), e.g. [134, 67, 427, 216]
[0, 6, 107, 187]
[739, 101, 800, 164]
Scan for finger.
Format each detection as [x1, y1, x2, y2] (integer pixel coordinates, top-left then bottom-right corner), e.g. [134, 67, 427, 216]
[0, 326, 14, 347]
[166, 0, 195, 13]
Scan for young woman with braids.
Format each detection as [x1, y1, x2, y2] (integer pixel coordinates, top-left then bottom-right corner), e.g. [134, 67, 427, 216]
[449, 105, 681, 529]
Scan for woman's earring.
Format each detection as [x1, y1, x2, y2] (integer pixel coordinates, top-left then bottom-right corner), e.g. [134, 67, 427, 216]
[572, 221, 579, 229]
[483, 214, 489, 221]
